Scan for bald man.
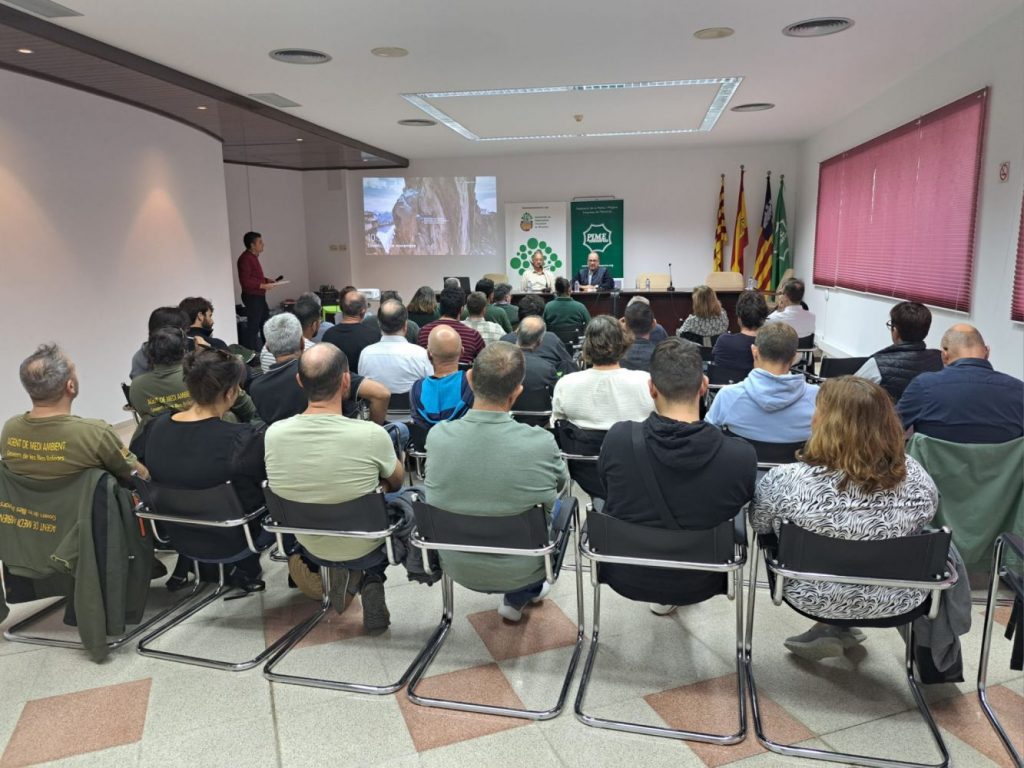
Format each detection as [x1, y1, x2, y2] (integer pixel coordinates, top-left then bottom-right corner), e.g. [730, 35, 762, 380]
[516, 315, 559, 403]
[409, 325, 475, 426]
[897, 323, 1023, 444]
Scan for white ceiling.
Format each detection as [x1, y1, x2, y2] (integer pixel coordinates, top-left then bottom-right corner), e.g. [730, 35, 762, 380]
[39, 0, 1024, 160]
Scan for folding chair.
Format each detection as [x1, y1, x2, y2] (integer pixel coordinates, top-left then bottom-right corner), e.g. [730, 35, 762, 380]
[121, 382, 140, 425]
[732, 435, 805, 471]
[745, 522, 959, 768]
[406, 422, 431, 482]
[794, 334, 816, 372]
[553, 420, 607, 501]
[819, 356, 869, 379]
[406, 498, 584, 720]
[133, 479, 300, 671]
[511, 383, 553, 427]
[680, 332, 721, 362]
[575, 507, 748, 744]
[977, 532, 1023, 766]
[550, 323, 587, 356]
[386, 390, 412, 423]
[260, 486, 432, 693]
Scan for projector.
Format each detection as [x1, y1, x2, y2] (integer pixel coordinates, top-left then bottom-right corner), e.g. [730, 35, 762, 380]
[357, 288, 381, 301]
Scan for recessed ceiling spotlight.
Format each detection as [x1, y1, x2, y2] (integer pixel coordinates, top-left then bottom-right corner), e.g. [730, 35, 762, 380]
[197, 105, 208, 110]
[269, 48, 332, 65]
[693, 27, 734, 40]
[17, 48, 33, 54]
[371, 46, 408, 58]
[397, 118, 437, 127]
[731, 102, 775, 112]
[782, 17, 854, 37]
[295, 138, 304, 142]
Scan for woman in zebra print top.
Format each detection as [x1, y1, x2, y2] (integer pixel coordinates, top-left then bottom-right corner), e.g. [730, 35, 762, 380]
[750, 376, 938, 659]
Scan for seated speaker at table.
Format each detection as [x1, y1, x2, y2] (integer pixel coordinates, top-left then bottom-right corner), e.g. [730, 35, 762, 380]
[575, 252, 615, 291]
[520, 249, 556, 292]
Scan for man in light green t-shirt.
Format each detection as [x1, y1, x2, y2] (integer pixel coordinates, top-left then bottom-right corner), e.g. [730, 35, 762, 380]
[265, 343, 403, 632]
[2, 344, 147, 485]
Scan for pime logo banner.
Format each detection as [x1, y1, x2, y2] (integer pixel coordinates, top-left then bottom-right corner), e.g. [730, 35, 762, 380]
[571, 200, 623, 279]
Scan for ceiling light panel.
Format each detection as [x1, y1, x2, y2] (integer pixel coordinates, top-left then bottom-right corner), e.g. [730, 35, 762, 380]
[402, 77, 742, 142]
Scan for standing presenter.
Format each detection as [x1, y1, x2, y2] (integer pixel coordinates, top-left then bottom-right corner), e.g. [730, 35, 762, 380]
[237, 230, 283, 351]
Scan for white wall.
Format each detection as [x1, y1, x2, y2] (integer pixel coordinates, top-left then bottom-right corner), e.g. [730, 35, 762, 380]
[794, 6, 1024, 378]
[0, 69, 235, 425]
[302, 169, 352, 291]
[340, 144, 800, 302]
[223, 164, 310, 302]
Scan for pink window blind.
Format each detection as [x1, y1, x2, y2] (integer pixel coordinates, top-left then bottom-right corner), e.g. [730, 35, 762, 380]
[1013, 195, 1024, 322]
[813, 90, 988, 312]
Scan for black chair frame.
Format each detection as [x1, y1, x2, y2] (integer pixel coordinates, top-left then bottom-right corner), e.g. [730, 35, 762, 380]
[745, 522, 959, 768]
[977, 532, 1023, 767]
[575, 507, 748, 744]
[406, 498, 584, 720]
[133, 479, 300, 672]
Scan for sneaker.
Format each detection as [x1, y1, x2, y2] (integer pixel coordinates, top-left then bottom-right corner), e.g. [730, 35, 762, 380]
[784, 624, 847, 661]
[360, 578, 391, 632]
[327, 567, 353, 614]
[530, 581, 552, 604]
[649, 603, 678, 616]
[497, 600, 524, 622]
[834, 626, 867, 648]
[288, 555, 323, 601]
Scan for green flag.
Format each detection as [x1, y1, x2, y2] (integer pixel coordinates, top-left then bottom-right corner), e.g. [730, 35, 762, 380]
[771, 177, 791, 291]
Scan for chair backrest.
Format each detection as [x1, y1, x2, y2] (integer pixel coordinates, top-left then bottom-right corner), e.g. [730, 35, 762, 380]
[819, 356, 869, 378]
[797, 333, 815, 350]
[553, 420, 607, 498]
[587, 510, 740, 567]
[511, 384, 553, 426]
[734, 435, 804, 465]
[408, 421, 432, 453]
[120, 382, 133, 407]
[634, 273, 670, 291]
[549, 323, 586, 354]
[262, 485, 389, 532]
[388, 390, 411, 411]
[457, 361, 472, 372]
[776, 522, 952, 582]
[704, 271, 745, 291]
[707, 363, 750, 385]
[412, 501, 550, 550]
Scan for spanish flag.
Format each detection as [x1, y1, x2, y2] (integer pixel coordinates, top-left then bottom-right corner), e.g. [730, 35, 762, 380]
[753, 172, 773, 291]
[731, 166, 748, 275]
[713, 174, 727, 271]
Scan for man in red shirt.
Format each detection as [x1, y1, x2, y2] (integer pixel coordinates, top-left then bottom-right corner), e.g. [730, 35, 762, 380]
[416, 285, 485, 366]
[237, 231, 281, 351]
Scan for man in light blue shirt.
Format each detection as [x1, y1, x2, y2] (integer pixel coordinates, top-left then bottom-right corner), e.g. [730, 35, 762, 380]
[358, 300, 432, 395]
[706, 322, 818, 443]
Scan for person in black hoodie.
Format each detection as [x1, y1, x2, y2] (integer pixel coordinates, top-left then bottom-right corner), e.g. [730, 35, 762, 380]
[597, 337, 757, 611]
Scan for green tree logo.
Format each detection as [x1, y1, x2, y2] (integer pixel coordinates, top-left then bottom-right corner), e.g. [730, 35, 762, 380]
[510, 238, 563, 275]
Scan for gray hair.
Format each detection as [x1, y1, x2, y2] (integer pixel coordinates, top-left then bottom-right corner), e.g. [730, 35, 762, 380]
[754, 322, 798, 364]
[516, 316, 546, 350]
[298, 291, 322, 308]
[19, 343, 72, 403]
[263, 312, 303, 356]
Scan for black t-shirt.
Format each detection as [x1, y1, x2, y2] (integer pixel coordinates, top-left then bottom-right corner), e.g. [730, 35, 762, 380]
[620, 338, 656, 372]
[597, 415, 756, 604]
[711, 333, 755, 373]
[322, 322, 381, 372]
[249, 358, 366, 423]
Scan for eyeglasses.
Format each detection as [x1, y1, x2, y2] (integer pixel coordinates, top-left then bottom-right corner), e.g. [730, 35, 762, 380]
[885, 321, 894, 330]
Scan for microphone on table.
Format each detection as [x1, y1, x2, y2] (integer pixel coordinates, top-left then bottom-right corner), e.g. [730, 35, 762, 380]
[666, 263, 676, 292]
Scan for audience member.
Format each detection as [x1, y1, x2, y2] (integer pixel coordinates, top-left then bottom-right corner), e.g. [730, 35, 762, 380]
[499, 294, 576, 374]
[129, 328, 257, 436]
[767, 278, 815, 338]
[3, 344, 147, 484]
[378, 290, 420, 343]
[131, 348, 266, 590]
[265, 344, 403, 629]
[552, 315, 655, 430]
[462, 291, 506, 345]
[520, 249, 555, 292]
[598, 339, 756, 610]
[410, 326, 474, 426]
[259, 296, 319, 372]
[543, 277, 591, 328]
[425, 342, 568, 622]
[706, 323, 819, 443]
[712, 290, 768, 374]
[322, 290, 382, 373]
[619, 300, 657, 372]
[576, 251, 615, 291]
[129, 306, 192, 379]
[515, 316, 559, 402]
[416, 286, 485, 365]
[678, 285, 729, 339]
[492, 282, 520, 327]
[358, 300, 432, 394]
[854, 301, 942, 401]
[407, 286, 440, 328]
[300, 291, 333, 342]
[751, 376, 938, 660]
[898, 323, 1024, 444]
[179, 296, 228, 350]
[625, 295, 668, 342]
[469, 279, 513, 333]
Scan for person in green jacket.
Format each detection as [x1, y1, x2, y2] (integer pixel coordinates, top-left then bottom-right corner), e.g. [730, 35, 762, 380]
[543, 277, 591, 329]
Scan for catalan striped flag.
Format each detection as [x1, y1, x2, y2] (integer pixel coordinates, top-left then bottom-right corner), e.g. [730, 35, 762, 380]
[713, 174, 727, 271]
[730, 166, 748, 275]
[754, 173, 773, 290]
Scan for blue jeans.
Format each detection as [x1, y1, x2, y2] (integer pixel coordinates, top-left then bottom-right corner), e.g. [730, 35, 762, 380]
[503, 499, 564, 610]
[385, 421, 410, 458]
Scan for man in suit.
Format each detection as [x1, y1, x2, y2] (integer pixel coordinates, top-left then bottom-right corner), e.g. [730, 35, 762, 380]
[576, 251, 615, 292]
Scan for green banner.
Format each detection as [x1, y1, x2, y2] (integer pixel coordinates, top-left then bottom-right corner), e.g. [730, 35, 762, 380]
[570, 200, 624, 279]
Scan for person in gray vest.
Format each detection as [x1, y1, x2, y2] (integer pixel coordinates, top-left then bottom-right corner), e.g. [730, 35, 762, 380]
[854, 302, 942, 402]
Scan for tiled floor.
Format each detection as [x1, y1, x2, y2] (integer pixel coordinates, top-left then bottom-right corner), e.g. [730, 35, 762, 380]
[1, 544, 1021, 768]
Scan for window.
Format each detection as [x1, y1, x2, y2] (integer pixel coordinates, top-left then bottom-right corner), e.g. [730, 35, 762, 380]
[1013, 195, 1024, 322]
[813, 90, 988, 312]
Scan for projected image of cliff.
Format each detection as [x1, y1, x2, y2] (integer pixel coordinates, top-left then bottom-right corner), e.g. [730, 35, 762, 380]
[364, 176, 497, 257]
